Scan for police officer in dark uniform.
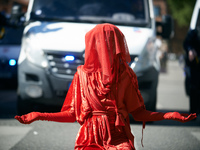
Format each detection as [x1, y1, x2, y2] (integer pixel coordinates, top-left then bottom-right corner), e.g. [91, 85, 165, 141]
[183, 28, 200, 115]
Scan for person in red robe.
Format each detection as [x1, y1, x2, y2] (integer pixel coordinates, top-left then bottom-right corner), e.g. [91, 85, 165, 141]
[15, 23, 196, 150]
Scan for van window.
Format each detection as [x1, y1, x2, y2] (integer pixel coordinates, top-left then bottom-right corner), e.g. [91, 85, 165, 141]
[30, 0, 150, 27]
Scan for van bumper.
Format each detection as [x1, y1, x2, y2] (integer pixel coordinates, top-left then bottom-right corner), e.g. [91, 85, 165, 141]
[18, 59, 159, 110]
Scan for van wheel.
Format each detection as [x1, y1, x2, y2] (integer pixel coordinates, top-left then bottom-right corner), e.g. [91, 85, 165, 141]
[146, 92, 157, 112]
[17, 96, 33, 115]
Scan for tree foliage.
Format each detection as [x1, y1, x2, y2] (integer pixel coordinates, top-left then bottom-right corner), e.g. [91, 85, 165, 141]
[166, 0, 196, 27]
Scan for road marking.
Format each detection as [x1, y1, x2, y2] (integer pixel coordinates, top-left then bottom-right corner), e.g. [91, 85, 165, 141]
[0, 126, 32, 150]
[191, 132, 200, 141]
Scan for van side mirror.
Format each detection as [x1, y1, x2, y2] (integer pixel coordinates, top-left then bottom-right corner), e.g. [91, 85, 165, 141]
[156, 15, 174, 39]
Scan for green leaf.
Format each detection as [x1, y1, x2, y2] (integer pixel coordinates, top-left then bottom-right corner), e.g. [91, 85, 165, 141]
[166, 0, 196, 27]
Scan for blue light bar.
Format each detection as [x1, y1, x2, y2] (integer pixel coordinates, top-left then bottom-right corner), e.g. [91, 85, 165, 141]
[64, 55, 75, 61]
[9, 59, 16, 66]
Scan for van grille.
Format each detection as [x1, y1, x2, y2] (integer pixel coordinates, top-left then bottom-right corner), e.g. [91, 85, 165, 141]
[44, 50, 84, 78]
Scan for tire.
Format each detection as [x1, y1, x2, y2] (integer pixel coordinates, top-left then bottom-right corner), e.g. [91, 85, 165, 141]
[145, 91, 157, 112]
[149, 93, 157, 112]
[17, 96, 33, 115]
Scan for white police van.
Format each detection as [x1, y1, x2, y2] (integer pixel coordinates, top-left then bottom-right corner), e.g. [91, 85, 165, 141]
[17, 0, 173, 114]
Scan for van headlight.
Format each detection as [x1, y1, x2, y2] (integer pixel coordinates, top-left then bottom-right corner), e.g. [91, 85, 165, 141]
[130, 38, 160, 73]
[19, 34, 48, 68]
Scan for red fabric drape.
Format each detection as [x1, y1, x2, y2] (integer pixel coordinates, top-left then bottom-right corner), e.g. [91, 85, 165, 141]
[61, 23, 145, 149]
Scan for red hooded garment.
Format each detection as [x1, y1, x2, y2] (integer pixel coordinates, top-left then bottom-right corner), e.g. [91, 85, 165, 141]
[61, 23, 145, 149]
[15, 23, 196, 150]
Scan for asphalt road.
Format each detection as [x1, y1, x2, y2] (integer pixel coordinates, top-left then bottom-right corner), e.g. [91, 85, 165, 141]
[0, 60, 200, 150]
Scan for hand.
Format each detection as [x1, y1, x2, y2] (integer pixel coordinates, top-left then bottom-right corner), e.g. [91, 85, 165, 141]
[15, 112, 41, 124]
[164, 112, 197, 123]
[188, 50, 197, 61]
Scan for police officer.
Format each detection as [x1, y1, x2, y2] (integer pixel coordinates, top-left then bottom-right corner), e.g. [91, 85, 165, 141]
[183, 28, 200, 115]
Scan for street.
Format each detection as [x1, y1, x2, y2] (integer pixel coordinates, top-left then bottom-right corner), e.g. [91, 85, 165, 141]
[0, 60, 200, 150]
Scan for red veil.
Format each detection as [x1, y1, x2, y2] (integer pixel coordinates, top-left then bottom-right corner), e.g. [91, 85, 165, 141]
[61, 23, 144, 121]
[83, 23, 131, 85]
[80, 23, 144, 110]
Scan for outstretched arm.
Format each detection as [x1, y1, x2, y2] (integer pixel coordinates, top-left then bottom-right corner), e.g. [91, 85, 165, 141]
[15, 111, 76, 124]
[131, 106, 196, 123]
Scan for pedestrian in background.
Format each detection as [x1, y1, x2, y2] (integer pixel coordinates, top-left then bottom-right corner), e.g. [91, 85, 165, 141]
[183, 28, 200, 115]
[15, 23, 196, 150]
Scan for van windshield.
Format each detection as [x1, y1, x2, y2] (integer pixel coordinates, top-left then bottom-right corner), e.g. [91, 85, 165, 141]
[30, 0, 150, 27]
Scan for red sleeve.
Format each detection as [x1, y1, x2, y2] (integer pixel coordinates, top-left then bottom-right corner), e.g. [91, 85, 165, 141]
[124, 79, 145, 113]
[61, 72, 78, 112]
